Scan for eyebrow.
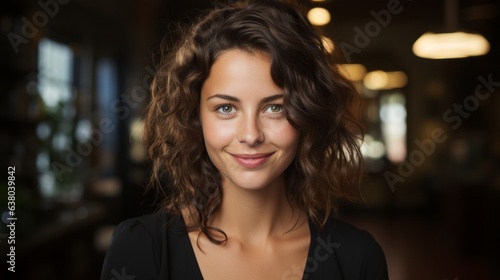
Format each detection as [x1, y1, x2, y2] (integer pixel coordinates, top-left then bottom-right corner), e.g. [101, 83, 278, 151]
[206, 93, 284, 104]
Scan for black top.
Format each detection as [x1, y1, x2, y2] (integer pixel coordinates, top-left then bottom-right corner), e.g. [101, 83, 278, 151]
[101, 210, 388, 280]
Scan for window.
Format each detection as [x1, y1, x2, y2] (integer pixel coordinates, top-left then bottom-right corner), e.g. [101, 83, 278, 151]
[36, 38, 84, 201]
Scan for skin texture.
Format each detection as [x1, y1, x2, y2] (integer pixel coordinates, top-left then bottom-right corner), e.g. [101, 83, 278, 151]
[200, 49, 299, 194]
[185, 49, 310, 280]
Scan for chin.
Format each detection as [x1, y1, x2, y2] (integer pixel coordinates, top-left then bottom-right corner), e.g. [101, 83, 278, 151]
[223, 172, 283, 192]
[231, 182, 270, 191]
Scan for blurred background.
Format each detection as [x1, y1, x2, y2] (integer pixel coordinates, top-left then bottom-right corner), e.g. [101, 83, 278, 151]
[0, 0, 499, 279]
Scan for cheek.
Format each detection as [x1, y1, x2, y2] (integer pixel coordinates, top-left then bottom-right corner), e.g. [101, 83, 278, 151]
[202, 117, 235, 149]
[268, 122, 299, 152]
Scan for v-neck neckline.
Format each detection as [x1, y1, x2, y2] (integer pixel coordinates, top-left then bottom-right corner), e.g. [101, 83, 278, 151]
[178, 215, 316, 280]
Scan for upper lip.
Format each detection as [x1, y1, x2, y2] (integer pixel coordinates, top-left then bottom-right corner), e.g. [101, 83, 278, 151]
[229, 152, 275, 159]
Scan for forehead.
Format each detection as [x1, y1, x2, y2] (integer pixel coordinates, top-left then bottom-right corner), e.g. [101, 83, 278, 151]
[201, 49, 282, 99]
[211, 48, 270, 73]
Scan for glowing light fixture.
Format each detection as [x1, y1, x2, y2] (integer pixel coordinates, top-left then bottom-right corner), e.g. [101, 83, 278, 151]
[413, 31, 490, 59]
[363, 70, 408, 90]
[412, 0, 490, 59]
[339, 64, 367, 82]
[307, 7, 331, 26]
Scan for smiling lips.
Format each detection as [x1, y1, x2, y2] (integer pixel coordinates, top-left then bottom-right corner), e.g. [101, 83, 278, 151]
[230, 152, 275, 168]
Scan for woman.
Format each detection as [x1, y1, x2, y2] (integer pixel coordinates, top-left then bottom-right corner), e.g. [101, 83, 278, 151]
[101, 0, 388, 279]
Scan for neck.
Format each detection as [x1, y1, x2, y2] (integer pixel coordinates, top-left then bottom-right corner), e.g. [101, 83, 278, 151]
[211, 175, 304, 245]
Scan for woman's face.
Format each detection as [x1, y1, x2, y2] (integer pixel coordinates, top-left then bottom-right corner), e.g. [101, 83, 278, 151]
[200, 49, 299, 191]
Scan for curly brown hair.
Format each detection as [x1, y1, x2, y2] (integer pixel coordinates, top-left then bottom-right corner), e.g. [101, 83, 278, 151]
[144, 0, 364, 244]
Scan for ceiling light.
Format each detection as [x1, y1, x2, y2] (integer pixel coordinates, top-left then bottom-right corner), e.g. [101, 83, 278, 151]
[363, 70, 408, 90]
[307, 7, 331, 26]
[413, 31, 490, 59]
[339, 64, 367, 82]
[412, 0, 490, 59]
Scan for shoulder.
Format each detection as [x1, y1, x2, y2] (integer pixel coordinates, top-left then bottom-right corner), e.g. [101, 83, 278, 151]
[101, 211, 171, 280]
[112, 210, 168, 240]
[322, 217, 389, 280]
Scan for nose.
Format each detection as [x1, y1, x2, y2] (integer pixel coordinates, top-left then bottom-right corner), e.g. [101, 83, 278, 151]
[237, 114, 264, 146]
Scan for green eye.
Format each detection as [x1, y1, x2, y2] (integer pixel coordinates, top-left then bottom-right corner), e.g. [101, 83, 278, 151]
[266, 104, 283, 113]
[217, 105, 235, 115]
